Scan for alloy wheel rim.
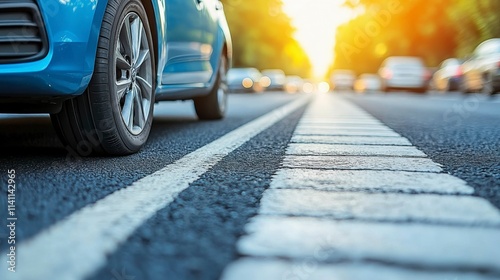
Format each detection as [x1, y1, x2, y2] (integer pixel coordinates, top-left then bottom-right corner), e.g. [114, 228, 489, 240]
[115, 12, 153, 135]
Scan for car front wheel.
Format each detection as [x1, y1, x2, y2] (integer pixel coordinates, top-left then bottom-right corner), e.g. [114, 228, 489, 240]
[51, 0, 155, 156]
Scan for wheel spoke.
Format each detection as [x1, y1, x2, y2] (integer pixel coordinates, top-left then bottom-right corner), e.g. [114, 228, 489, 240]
[134, 84, 146, 128]
[136, 75, 152, 95]
[131, 17, 143, 64]
[121, 90, 134, 131]
[119, 18, 133, 59]
[116, 80, 131, 100]
[135, 49, 150, 69]
[115, 45, 131, 70]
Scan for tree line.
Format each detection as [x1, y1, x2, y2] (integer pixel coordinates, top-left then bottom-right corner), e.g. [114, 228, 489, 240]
[220, 0, 311, 77]
[329, 0, 500, 76]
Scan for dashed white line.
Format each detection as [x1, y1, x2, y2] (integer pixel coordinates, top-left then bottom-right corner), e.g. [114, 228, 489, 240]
[236, 217, 500, 272]
[291, 135, 413, 146]
[287, 143, 427, 157]
[260, 189, 500, 225]
[270, 169, 473, 194]
[283, 155, 442, 172]
[223, 258, 498, 280]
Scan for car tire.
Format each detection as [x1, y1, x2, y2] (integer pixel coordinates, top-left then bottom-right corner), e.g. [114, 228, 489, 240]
[444, 80, 451, 92]
[415, 87, 427, 94]
[51, 0, 155, 156]
[482, 74, 495, 95]
[460, 78, 472, 94]
[194, 55, 228, 120]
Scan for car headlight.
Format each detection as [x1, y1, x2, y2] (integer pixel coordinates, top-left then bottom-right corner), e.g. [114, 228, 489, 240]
[242, 78, 254, 88]
[260, 76, 271, 88]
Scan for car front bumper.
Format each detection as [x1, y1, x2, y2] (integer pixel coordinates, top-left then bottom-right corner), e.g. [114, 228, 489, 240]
[0, 0, 107, 98]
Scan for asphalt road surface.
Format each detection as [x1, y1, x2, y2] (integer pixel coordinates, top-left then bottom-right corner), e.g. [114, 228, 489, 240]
[0, 91, 499, 280]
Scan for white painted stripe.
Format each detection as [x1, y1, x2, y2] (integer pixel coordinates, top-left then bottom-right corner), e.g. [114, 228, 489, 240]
[0, 95, 312, 280]
[260, 189, 500, 225]
[222, 258, 497, 280]
[237, 217, 500, 272]
[286, 143, 427, 157]
[271, 169, 474, 194]
[296, 123, 393, 130]
[299, 118, 383, 125]
[291, 135, 413, 146]
[294, 128, 400, 137]
[283, 155, 443, 172]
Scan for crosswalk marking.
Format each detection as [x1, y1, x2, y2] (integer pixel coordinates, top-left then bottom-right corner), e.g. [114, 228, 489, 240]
[260, 189, 500, 225]
[291, 135, 413, 146]
[270, 169, 473, 194]
[237, 217, 500, 270]
[223, 258, 499, 280]
[283, 155, 443, 172]
[287, 143, 427, 157]
[221, 93, 500, 279]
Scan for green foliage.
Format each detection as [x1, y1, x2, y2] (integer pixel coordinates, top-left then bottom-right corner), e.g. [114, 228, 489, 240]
[329, 0, 500, 76]
[221, 0, 311, 77]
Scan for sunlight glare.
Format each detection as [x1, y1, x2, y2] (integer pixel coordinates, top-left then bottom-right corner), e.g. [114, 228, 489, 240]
[283, 0, 354, 78]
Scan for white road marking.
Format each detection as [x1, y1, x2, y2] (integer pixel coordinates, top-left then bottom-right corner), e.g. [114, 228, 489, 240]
[222, 93, 500, 279]
[223, 258, 498, 280]
[260, 189, 500, 225]
[291, 135, 413, 146]
[296, 123, 395, 130]
[237, 217, 500, 272]
[299, 118, 383, 125]
[294, 127, 400, 137]
[0, 95, 312, 280]
[283, 155, 442, 172]
[271, 169, 473, 194]
[287, 143, 427, 157]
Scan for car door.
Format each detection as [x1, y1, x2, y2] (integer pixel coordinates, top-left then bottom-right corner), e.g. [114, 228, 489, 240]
[161, 0, 214, 85]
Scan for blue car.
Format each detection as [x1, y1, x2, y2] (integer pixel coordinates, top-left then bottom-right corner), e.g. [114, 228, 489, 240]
[0, 0, 232, 155]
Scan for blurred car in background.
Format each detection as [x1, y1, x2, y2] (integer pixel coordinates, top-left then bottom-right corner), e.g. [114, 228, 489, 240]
[330, 70, 355, 91]
[261, 69, 286, 91]
[0, 0, 232, 156]
[227, 68, 262, 93]
[354, 74, 382, 93]
[379, 56, 429, 93]
[461, 38, 500, 95]
[432, 58, 464, 92]
[284, 76, 304, 93]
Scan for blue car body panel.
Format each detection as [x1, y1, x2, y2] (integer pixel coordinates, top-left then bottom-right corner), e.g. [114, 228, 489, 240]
[0, 0, 108, 97]
[0, 0, 231, 103]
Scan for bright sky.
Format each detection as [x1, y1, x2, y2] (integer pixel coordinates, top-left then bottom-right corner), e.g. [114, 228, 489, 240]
[282, 0, 354, 78]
